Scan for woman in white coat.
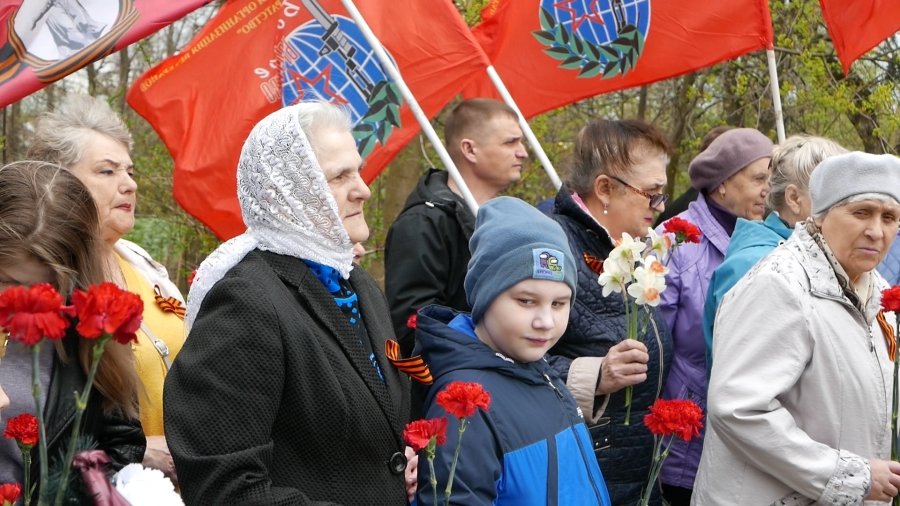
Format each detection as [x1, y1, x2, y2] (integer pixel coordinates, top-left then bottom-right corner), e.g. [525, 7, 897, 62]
[694, 152, 900, 505]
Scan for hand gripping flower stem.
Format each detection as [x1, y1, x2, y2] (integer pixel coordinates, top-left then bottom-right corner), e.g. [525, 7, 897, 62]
[53, 335, 110, 506]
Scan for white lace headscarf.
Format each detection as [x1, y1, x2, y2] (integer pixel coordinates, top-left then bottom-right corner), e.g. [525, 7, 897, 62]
[185, 104, 354, 328]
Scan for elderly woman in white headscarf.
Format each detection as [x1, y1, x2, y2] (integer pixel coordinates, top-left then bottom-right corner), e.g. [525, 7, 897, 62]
[693, 152, 900, 505]
[164, 102, 413, 505]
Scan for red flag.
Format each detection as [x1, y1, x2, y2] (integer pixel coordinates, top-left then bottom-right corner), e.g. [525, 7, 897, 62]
[0, 0, 211, 107]
[464, 0, 773, 118]
[128, 0, 487, 240]
[819, 0, 900, 74]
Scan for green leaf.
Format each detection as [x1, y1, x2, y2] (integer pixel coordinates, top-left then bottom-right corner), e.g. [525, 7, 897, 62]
[578, 60, 602, 78]
[572, 34, 585, 55]
[380, 121, 394, 141]
[352, 123, 375, 141]
[384, 82, 400, 104]
[602, 60, 620, 77]
[585, 40, 601, 61]
[636, 29, 646, 54]
[369, 81, 388, 103]
[544, 46, 572, 61]
[619, 24, 637, 36]
[532, 30, 556, 45]
[559, 25, 570, 45]
[598, 44, 619, 60]
[560, 55, 583, 69]
[539, 7, 556, 31]
[357, 133, 378, 157]
[366, 101, 389, 122]
[385, 106, 401, 127]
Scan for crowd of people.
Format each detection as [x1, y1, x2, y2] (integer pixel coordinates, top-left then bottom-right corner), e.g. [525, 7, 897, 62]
[0, 94, 899, 506]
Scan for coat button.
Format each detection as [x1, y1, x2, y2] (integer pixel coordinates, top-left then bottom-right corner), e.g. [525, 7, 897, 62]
[389, 451, 407, 475]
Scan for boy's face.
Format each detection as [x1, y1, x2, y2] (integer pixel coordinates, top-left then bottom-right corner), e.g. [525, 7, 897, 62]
[475, 279, 572, 363]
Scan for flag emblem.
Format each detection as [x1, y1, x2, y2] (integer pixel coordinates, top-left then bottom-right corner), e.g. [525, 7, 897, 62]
[284, 0, 403, 157]
[532, 0, 650, 79]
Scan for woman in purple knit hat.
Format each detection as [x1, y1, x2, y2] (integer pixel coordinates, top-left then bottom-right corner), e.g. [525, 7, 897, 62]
[653, 127, 774, 505]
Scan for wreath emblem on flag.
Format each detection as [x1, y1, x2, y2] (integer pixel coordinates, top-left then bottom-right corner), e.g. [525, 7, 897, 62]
[284, 0, 403, 157]
[532, 0, 650, 78]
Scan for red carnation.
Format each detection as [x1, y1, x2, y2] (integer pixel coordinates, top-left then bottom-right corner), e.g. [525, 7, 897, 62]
[882, 286, 900, 313]
[4, 413, 38, 448]
[187, 268, 198, 286]
[0, 483, 21, 505]
[663, 217, 702, 245]
[436, 381, 491, 419]
[0, 284, 73, 346]
[404, 417, 448, 453]
[644, 398, 704, 442]
[406, 313, 417, 330]
[71, 283, 143, 345]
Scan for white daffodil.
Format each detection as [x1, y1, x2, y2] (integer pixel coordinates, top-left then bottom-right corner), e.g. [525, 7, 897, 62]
[598, 258, 631, 297]
[627, 258, 667, 306]
[646, 227, 672, 260]
[611, 232, 646, 266]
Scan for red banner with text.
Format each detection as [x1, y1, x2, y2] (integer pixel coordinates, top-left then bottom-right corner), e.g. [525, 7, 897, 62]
[128, 0, 487, 240]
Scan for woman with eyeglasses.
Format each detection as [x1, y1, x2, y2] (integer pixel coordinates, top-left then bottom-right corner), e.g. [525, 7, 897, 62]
[548, 118, 674, 505]
[652, 127, 773, 505]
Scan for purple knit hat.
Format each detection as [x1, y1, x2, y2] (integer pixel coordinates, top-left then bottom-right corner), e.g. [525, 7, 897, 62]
[689, 128, 774, 192]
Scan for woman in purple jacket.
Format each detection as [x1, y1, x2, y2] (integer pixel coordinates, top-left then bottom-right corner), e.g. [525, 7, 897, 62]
[654, 128, 773, 505]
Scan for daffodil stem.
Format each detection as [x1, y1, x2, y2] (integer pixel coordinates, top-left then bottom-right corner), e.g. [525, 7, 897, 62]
[31, 343, 49, 506]
[443, 418, 468, 506]
[53, 335, 109, 506]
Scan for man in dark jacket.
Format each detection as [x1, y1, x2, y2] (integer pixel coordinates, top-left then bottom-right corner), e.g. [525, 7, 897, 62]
[385, 98, 527, 357]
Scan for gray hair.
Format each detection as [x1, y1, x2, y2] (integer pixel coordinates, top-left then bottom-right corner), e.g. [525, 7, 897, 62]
[292, 101, 352, 153]
[812, 192, 900, 221]
[27, 94, 133, 168]
[766, 135, 847, 211]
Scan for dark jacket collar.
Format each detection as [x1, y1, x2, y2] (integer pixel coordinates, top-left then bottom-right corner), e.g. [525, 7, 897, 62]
[258, 250, 405, 437]
[402, 168, 476, 238]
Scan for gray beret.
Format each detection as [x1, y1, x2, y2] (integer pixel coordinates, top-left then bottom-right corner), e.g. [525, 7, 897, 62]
[465, 197, 577, 324]
[809, 151, 900, 215]
[689, 128, 774, 192]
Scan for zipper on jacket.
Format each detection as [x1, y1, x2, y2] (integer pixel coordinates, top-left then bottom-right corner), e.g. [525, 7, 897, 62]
[544, 373, 564, 400]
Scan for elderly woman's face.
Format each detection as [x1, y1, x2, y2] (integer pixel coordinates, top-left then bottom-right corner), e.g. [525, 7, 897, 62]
[69, 132, 136, 245]
[310, 126, 371, 244]
[819, 199, 900, 281]
[716, 157, 771, 220]
[603, 148, 668, 238]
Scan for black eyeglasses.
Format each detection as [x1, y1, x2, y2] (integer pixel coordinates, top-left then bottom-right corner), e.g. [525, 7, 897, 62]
[609, 175, 668, 209]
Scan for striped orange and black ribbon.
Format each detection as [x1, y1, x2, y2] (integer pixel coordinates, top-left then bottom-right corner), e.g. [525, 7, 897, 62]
[583, 252, 605, 276]
[154, 285, 186, 320]
[877, 310, 896, 361]
[385, 339, 432, 385]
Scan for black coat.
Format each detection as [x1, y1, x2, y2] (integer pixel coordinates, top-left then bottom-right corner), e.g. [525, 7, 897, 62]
[165, 250, 411, 506]
[31, 333, 146, 490]
[384, 169, 475, 357]
[549, 187, 672, 506]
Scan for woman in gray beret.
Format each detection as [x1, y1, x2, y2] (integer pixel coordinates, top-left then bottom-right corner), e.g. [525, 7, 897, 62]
[694, 152, 900, 505]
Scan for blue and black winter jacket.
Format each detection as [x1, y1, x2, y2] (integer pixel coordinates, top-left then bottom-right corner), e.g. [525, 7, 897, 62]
[414, 305, 612, 506]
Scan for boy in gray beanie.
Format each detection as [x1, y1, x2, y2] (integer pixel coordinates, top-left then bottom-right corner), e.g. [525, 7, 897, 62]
[412, 197, 612, 505]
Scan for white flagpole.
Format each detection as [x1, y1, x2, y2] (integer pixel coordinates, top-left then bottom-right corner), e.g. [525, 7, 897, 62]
[484, 65, 562, 189]
[340, 0, 479, 214]
[766, 48, 786, 143]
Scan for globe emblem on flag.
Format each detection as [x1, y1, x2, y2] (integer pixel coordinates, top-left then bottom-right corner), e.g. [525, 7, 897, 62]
[282, 14, 403, 157]
[534, 0, 651, 78]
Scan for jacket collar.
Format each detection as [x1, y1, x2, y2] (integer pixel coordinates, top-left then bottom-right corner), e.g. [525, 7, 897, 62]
[686, 194, 731, 255]
[788, 226, 883, 324]
[553, 186, 616, 253]
[258, 251, 404, 437]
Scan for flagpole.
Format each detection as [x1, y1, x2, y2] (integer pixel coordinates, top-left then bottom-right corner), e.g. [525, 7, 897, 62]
[340, 0, 479, 214]
[484, 65, 562, 190]
[766, 48, 786, 143]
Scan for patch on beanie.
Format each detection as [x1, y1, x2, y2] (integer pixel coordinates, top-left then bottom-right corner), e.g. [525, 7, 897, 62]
[532, 248, 565, 281]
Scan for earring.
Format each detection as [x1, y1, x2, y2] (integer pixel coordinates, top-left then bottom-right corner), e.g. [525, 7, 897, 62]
[603, 205, 609, 215]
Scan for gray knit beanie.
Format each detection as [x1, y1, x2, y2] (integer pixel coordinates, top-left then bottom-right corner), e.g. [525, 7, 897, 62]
[809, 151, 900, 215]
[689, 128, 774, 192]
[465, 197, 577, 323]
